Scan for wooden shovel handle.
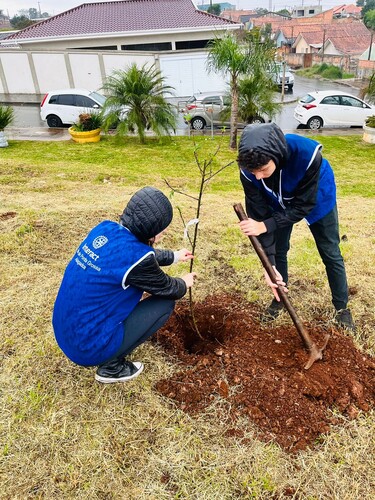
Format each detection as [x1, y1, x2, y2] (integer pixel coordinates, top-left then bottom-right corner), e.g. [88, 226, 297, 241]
[233, 203, 315, 350]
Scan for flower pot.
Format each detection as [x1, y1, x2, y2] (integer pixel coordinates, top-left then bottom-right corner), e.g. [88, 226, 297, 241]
[68, 127, 101, 143]
[363, 124, 375, 144]
[0, 130, 9, 147]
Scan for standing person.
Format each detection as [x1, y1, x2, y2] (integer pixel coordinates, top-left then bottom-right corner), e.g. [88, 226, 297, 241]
[237, 122, 354, 330]
[53, 186, 196, 383]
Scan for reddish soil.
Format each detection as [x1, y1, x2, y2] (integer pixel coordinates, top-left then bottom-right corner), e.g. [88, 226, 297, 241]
[154, 294, 375, 453]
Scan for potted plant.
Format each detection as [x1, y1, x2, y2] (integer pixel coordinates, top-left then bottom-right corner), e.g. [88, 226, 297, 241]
[0, 105, 14, 148]
[363, 115, 375, 144]
[68, 112, 103, 143]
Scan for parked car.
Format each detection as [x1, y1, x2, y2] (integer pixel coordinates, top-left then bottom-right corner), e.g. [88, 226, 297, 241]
[294, 90, 375, 130]
[270, 62, 294, 91]
[180, 91, 266, 131]
[40, 88, 107, 128]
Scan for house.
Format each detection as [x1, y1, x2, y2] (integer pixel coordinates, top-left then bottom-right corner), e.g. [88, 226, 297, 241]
[275, 24, 326, 48]
[332, 4, 362, 19]
[293, 23, 372, 56]
[291, 5, 323, 18]
[219, 9, 258, 25]
[1, 0, 241, 51]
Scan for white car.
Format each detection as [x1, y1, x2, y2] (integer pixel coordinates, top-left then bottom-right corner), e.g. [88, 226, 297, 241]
[40, 88, 107, 128]
[294, 90, 375, 130]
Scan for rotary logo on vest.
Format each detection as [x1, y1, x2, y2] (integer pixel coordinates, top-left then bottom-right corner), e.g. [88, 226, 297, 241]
[93, 235, 108, 249]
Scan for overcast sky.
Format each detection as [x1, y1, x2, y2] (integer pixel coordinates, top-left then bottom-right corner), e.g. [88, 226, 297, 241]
[2, 0, 348, 19]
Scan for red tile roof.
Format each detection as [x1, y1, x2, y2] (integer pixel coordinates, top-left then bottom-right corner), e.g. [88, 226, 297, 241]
[326, 35, 370, 54]
[5, 0, 237, 41]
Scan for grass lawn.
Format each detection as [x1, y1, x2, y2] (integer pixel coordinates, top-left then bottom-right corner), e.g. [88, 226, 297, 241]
[1, 134, 374, 498]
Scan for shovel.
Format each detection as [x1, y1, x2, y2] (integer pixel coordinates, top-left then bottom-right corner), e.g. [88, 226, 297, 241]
[233, 203, 330, 370]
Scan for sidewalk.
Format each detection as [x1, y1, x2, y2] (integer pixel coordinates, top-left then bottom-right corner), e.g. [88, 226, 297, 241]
[0, 93, 44, 105]
[6, 127, 71, 141]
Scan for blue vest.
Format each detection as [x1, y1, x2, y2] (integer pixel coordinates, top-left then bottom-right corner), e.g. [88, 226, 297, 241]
[241, 134, 336, 225]
[53, 221, 154, 366]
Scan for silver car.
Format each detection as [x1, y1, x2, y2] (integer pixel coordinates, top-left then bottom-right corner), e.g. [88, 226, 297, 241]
[180, 92, 266, 131]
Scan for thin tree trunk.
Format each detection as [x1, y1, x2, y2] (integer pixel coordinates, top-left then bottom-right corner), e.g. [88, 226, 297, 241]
[230, 77, 239, 150]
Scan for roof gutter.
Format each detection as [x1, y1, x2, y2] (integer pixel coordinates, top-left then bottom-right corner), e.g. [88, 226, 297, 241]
[1, 24, 243, 46]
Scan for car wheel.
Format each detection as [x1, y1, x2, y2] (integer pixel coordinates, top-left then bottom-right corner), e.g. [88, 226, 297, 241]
[190, 117, 206, 130]
[46, 115, 63, 128]
[307, 116, 323, 130]
[249, 116, 265, 124]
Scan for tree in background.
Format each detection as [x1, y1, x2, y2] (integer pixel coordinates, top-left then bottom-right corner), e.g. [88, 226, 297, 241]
[276, 9, 291, 17]
[101, 63, 177, 144]
[361, 0, 375, 16]
[10, 15, 35, 29]
[364, 9, 375, 30]
[207, 4, 221, 16]
[255, 8, 269, 16]
[207, 29, 276, 150]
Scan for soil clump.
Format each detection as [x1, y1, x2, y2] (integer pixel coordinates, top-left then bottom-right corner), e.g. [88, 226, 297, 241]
[154, 294, 375, 452]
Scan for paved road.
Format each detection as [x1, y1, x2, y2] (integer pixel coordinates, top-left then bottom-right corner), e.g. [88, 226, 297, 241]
[4, 74, 363, 141]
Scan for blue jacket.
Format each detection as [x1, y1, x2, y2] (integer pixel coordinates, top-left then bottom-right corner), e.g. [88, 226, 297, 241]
[239, 123, 336, 229]
[53, 221, 154, 366]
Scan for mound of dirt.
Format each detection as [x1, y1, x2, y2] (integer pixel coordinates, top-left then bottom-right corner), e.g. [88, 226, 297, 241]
[154, 294, 375, 452]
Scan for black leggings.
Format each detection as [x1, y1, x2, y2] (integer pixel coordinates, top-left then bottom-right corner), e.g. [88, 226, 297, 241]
[108, 295, 175, 362]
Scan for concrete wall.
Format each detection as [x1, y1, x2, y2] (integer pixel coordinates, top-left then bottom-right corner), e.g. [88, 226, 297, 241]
[286, 52, 375, 78]
[0, 49, 156, 95]
[0, 48, 225, 98]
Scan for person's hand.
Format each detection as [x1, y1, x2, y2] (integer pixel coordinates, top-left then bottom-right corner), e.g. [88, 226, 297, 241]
[182, 272, 197, 288]
[264, 267, 288, 301]
[176, 248, 194, 262]
[239, 218, 267, 236]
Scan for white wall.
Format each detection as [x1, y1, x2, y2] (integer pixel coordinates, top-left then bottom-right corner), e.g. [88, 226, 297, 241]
[32, 53, 71, 93]
[159, 52, 227, 97]
[0, 49, 227, 97]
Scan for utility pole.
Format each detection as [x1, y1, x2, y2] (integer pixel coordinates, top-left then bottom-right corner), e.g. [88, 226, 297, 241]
[322, 28, 326, 62]
[281, 59, 286, 103]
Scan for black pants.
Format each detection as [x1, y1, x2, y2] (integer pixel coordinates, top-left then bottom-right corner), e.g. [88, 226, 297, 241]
[103, 296, 175, 364]
[274, 205, 348, 311]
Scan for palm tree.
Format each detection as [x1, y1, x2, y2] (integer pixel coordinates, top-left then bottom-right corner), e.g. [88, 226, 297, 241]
[207, 30, 276, 150]
[101, 63, 177, 144]
[360, 72, 375, 104]
[237, 74, 281, 124]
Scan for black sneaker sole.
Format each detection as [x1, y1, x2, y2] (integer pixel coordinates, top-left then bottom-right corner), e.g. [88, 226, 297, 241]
[95, 362, 144, 384]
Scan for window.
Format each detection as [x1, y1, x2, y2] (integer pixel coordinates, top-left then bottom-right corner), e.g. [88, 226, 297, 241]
[201, 96, 222, 105]
[78, 46, 117, 51]
[56, 94, 75, 106]
[175, 40, 210, 50]
[74, 95, 97, 108]
[340, 96, 363, 108]
[321, 96, 340, 105]
[121, 42, 172, 51]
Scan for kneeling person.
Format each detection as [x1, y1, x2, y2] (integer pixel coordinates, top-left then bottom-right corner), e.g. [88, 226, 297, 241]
[53, 187, 196, 383]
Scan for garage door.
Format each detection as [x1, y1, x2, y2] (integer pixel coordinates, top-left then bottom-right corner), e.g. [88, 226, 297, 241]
[159, 52, 227, 97]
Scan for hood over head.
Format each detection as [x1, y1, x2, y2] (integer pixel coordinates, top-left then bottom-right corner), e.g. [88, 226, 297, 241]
[120, 187, 173, 243]
[238, 123, 288, 169]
